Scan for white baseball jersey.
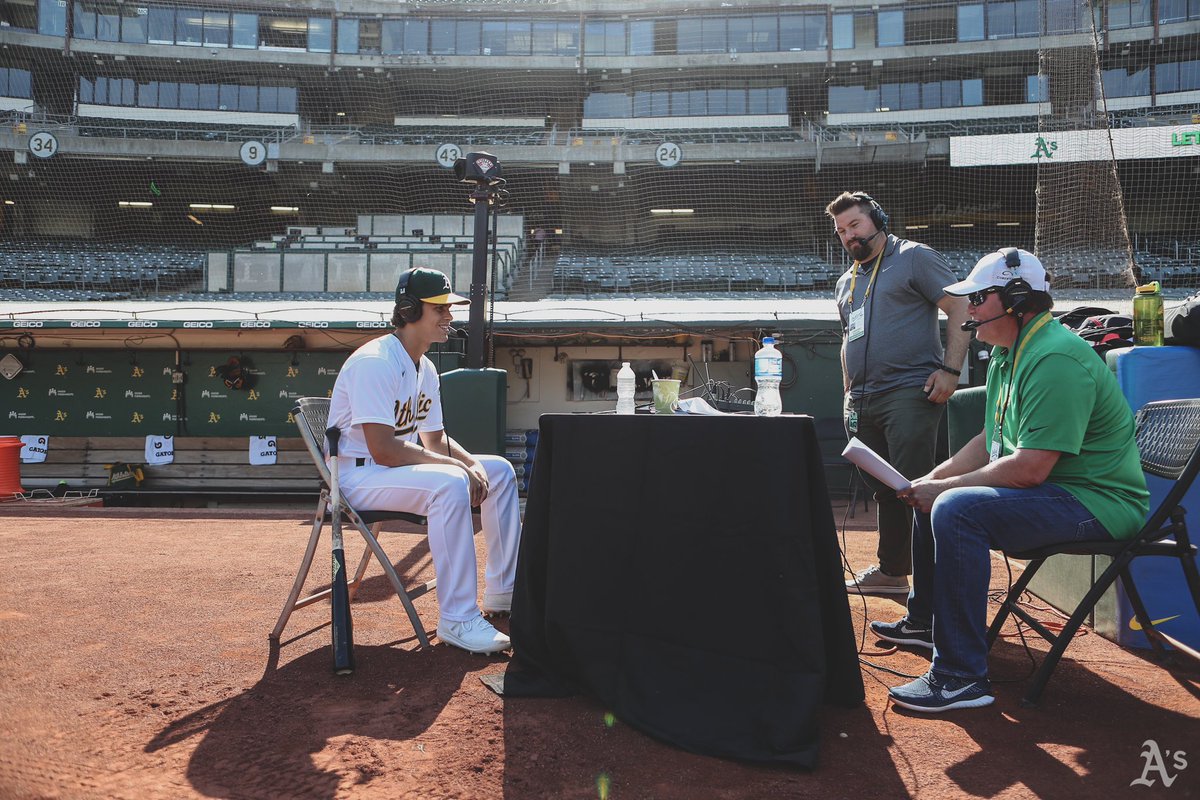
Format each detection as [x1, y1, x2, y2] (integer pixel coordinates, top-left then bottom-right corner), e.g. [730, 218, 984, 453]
[327, 333, 443, 457]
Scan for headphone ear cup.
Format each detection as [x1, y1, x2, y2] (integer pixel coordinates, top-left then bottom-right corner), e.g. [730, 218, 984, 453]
[1001, 278, 1033, 314]
[872, 203, 889, 231]
[397, 296, 422, 323]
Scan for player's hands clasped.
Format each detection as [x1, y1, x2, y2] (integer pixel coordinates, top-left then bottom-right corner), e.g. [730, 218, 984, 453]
[465, 462, 490, 507]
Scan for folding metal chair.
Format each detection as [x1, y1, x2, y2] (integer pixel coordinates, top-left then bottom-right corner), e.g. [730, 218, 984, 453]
[270, 397, 436, 647]
[987, 398, 1200, 706]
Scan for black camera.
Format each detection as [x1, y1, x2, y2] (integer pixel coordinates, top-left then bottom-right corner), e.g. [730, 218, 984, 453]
[453, 151, 504, 185]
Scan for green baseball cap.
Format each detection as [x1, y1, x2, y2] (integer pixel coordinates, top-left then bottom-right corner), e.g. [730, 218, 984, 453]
[398, 268, 470, 305]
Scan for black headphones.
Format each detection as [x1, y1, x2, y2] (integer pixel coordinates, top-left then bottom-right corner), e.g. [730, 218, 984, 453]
[996, 247, 1034, 315]
[395, 269, 423, 325]
[850, 191, 890, 232]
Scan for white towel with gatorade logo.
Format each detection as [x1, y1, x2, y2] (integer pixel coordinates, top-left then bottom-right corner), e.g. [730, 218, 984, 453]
[145, 435, 175, 465]
[19, 435, 48, 463]
[249, 436, 277, 465]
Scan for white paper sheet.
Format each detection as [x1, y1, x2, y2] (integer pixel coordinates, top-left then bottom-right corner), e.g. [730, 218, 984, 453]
[841, 437, 912, 491]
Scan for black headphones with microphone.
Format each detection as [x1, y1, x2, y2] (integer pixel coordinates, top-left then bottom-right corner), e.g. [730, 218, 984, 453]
[395, 269, 423, 325]
[849, 191, 890, 232]
[996, 247, 1034, 315]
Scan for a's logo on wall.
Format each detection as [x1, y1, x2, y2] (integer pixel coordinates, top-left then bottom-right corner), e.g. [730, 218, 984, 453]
[1030, 136, 1058, 159]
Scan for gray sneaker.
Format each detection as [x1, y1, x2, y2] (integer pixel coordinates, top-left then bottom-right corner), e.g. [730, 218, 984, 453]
[846, 565, 910, 595]
[437, 614, 511, 654]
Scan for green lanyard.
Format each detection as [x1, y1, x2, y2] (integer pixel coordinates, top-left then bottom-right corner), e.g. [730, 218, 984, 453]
[993, 312, 1053, 447]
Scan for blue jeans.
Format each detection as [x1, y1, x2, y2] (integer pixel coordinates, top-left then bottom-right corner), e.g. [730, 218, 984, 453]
[905, 483, 1115, 679]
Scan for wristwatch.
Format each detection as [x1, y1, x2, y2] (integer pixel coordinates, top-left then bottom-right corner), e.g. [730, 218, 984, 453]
[937, 363, 962, 377]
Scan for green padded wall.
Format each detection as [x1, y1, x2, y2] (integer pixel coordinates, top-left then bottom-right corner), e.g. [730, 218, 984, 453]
[440, 368, 507, 456]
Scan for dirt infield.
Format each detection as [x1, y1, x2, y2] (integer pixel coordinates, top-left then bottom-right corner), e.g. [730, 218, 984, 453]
[0, 503, 1196, 799]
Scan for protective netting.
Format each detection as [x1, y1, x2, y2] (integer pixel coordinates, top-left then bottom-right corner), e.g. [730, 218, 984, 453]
[0, 0, 1196, 302]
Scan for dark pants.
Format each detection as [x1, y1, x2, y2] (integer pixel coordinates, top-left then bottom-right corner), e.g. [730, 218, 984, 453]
[845, 385, 944, 576]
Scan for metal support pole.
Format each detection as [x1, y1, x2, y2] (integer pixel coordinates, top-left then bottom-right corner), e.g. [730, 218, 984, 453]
[466, 187, 492, 370]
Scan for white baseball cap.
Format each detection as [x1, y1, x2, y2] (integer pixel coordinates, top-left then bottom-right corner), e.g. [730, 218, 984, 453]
[944, 248, 1050, 296]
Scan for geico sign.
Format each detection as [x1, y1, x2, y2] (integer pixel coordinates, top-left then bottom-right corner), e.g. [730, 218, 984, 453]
[240, 321, 272, 328]
[70, 321, 101, 328]
[298, 321, 329, 328]
[126, 321, 159, 328]
[183, 321, 214, 328]
[356, 321, 389, 328]
[14, 321, 43, 328]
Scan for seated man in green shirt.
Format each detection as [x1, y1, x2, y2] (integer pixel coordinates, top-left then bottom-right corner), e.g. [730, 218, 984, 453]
[870, 248, 1150, 712]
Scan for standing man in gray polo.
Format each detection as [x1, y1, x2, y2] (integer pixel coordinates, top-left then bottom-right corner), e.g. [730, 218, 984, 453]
[828, 191, 971, 595]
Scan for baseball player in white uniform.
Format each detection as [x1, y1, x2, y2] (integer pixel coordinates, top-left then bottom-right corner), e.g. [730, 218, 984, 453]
[326, 267, 520, 655]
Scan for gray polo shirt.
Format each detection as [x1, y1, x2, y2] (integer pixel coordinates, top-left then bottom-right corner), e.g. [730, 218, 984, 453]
[834, 235, 956, 399]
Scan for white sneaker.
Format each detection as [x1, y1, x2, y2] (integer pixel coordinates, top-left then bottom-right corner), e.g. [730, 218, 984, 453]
[482, 591, 512, 615]
[846, 564, 911, 595]
[437, 614, 511, 654]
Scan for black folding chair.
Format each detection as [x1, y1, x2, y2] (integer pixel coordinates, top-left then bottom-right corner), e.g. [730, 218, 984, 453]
[270, 397, 436, 648]
[986, 398, 1200, 706]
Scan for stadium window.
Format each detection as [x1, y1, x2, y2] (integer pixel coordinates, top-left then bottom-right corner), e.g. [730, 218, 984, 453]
[558, 21, 580, 56]
[701, 16, 726, 53]
[231, 13, 256, 48]
[583, 92, 630, 118]
[706, 88, 726, 115]
[120, 4, 147, 43]
[529, 20, 554, 54]
[178, 82, 198, 109]
[482, 20, 506, 55]
[768, 86, 786, 114]
[356, 19, 380, 54]
[137, 81, 157, 108]
[779, 14, 803, 50]
[828, 85, 878, 113]
[429, 19, 455, 55]
[922, 81, 942, 109]
[197, 82, 218, 110]
[584, 20, 605, 55]
[1045, 0, 1082, 33]
[204, 9, 229, 47]
[0, 1, 37, 30]
[906, 4, 955, 44]
[987, 2, 1016, 38]
[688, 88, 707, 114]
[1182, 59, 1200, 90]
[941, 79, 961, 106]
[627, 19, 652, 54]
[900, 82, 920, 110]
[381, 20, 403, 54]
[832, 13, 854, 49]
[880, 83, 900, 110]
[260, 14, 307, 50]
[38, 0, 67, 36]
[753, 15, 778, 52]
[962, 78, 984, 105]
[1109, 0, 1132, 28]
[159, 81, 178, 108]
[728, 16, 753, 53]
[677, 18, 701, 53]
[877, 10, 904, 46]
[1131, 0, 1153, 25]
[508, 20, 533, 56]
[1158, 0, 1185, 21]
[632, 90, 652, 117]
[147, 6, 173, 44]
[258, 85, 277, 113]
[97, 4, 120, 41]
[238, 84, 257, 111]
[79, 76, 93, 103]
[175, 6, 202, 45]
[1014, 0, 1039, 36]
[73, 2, 95, 40]
[307, 16, 331, 53]
[7, 69, 32, 99]
[218, 83, 238, 111]
[727, 87, 747, 114]
[337, 18, 359, 54]
[1155, 62, 1178, 93]
[92, 76, 108, 104]
[669, 89, 689, 114]
[958, 4, 985, 40]
[403, 18, 428, 54]
[1026, 74, 1049, 102]
[457, 20, 481, 55]
[278, 86, 297, 114]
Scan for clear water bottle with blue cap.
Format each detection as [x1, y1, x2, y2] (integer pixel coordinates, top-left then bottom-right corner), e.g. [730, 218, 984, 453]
[753, 337, 783, 417]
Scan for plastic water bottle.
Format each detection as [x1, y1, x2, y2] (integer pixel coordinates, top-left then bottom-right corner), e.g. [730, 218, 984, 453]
[1133, 281, 1164, 346]
[753, 337, 783, 417]
[616, 361, 636, 415]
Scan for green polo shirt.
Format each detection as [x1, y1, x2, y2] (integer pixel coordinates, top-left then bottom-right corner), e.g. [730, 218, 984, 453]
[983, 311, 1149, 539]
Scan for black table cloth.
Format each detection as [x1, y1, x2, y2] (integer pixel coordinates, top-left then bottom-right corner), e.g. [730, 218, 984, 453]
[503, 413, 864, 768]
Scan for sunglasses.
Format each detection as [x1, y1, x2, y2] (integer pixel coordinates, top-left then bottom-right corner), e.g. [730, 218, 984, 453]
[968, 288, 1000, 307]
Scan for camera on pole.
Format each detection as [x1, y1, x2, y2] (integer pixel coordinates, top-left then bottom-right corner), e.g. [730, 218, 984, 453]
[453, 152, 506, 370]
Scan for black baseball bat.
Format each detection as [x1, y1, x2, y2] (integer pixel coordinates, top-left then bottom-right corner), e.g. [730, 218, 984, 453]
[326, 426, 355, 675]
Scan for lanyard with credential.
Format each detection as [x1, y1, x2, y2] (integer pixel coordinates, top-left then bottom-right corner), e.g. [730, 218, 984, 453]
[992, 312, 1053, 451]
[848, 248, 885, 310]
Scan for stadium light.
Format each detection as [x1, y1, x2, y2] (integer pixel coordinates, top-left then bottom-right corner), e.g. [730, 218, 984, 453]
[650, 209, 694, 216]
[189, 203, 236, 211]
[997, 222, 1021, 227]
[118, 201, 153, 208]
[950, 223, 975, 228]
[906, 224, 929, 230]
[270, 206, 300, 213]
[3, 200, 14, 206]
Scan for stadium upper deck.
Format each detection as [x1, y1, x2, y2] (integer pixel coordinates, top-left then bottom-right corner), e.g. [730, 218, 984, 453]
[0, 0, 1196, 299]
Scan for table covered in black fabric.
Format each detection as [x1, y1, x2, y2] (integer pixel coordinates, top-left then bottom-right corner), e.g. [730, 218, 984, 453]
[503, 413, 864, 768]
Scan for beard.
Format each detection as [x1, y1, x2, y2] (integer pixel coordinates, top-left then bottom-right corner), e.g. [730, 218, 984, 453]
[846, 239, 874, 262]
